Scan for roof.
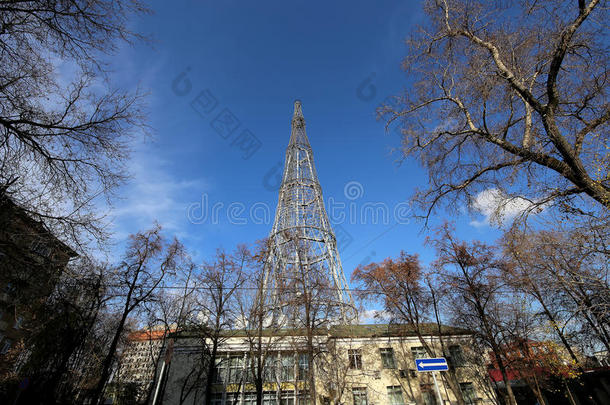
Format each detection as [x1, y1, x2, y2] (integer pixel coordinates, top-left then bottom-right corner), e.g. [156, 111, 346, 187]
[171, 323, 472, 340]
[128, 329, 174, 342]
[329, 323, 472, 338]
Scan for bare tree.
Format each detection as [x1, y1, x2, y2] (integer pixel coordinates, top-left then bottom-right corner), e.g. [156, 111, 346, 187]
[91, 225, 183, 405]
[0, 0, 150, 249]
[159, 247, 248, 405]
[126, 260, 199, 405]
[502, 231, 587, 367]
[316, 332, 372, 405]
[197, 247, 247, 405]
[238, 239, 288, 405]
[3, 257, 111, 404]
[431, 224, 606, 404]
[382, 0, 609, 222]
[282, 233, 351, 404]
[501, 295, 552, 405]
[430, 224, 519, 405]
[502, 226, 610, 360]
[352, 252, 467, 405]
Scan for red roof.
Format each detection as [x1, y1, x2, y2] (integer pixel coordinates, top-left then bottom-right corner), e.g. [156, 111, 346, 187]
[127, 329, 174, 341]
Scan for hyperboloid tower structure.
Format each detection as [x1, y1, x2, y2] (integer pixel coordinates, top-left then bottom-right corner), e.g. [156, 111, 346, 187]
[261, 100, 357, 324]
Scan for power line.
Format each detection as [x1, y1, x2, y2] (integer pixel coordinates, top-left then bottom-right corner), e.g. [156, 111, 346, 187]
[88, 282, 536, 296]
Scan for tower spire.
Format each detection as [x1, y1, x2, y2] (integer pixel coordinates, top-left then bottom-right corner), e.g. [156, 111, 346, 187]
[293, 99, 303, 118]
[289, 99, 310, 147]
[262, 101, 357, 325]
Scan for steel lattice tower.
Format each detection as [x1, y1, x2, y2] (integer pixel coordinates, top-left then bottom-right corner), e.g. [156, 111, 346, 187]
[262, 100, 357, 324]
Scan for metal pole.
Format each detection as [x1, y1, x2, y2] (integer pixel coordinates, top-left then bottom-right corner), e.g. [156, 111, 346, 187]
[151, 361, 165, 405]
[432, 371, 443, 405]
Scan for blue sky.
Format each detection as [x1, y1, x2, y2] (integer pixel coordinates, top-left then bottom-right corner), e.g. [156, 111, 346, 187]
[107, 0, 509, 278]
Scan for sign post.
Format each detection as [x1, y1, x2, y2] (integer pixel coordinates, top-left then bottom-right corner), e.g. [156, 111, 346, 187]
[431, 371, 443, 405]
[415, 357, 449, 405]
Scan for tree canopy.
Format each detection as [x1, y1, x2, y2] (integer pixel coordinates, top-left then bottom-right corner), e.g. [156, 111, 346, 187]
[384, 0, 608, 223]
[0, 0, 150, 249]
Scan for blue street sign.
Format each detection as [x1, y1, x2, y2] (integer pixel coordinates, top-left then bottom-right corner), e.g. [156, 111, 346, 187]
[415, 357, 449, 372]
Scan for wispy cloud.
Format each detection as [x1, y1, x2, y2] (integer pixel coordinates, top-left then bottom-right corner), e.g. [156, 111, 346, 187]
[110, 149, 205, 240]
[470, 188, 545, 228]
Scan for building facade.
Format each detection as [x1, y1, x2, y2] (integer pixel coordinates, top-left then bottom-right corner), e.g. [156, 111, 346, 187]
[114, 328, 171, 403]
[0, 195, 76, 359]
[153, 324, 493, 405]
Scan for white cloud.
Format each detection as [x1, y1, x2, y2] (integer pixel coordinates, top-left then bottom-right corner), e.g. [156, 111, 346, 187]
[359, 309, 390, 324]
[469, 188, 543, 228]
[109, 150, 204, 240]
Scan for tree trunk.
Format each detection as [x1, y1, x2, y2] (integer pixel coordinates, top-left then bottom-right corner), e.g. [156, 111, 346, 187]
[256, 378, 263, 405]
[473, 295, 517, 405]
[493, 351, 518, 405]
[307, 336, 316, 405]
[305, 293, 317, 405]
[255, 307, 265, 405]
[461, 263, 517, 405]
[564, 379, 578, 405]
[541, 114, 610, 210]
[567, 282, 610, 353]
[91, 289, 133, 405]
[520, 275, 602, 403]
[204, 337, 219, 405]
[537, 294, 583, 371]
[144, 336, 166, 405]
[531, 374, 546, 405]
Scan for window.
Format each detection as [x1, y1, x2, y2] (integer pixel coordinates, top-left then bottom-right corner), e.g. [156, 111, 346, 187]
[263, 391, 278, 405]
[449, 345, 465, 367]
[348, 349, 362, 369]
[279, 390, 309, 405]
[380, 348, 396, 369]
[228, 355, 243, 383]
[214, 357, 226, 383]
[264, 355, 277, 382]
[280, 390, 295, 405]
[226, 392, 241, 405]
[420, 384, 438, 405]
[411, 346, 427, 359]
[280, 353, 294, 381]
[243, 392, 257, 405]
[387, 386, 405, 405]
[460, 382, 476, 405]
[243, 356, 253, 383]
[298, 353, 309, 380]
[352, 387, 367, 405]
[296, 391, 311, 405]
[210, 393, 224, 405]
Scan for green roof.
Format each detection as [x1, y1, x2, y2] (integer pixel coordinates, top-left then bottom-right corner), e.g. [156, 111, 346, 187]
[172, 323, 472, 340]
[329, 323, 471, 338]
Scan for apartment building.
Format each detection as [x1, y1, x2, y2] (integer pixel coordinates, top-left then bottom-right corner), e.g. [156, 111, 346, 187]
[114, 328, 171, 403]
[153, 324, 493, 405]
[0, 195, 76, 358]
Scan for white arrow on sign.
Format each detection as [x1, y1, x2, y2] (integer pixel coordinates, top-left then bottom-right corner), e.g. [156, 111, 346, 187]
[416, 360, 446, 367]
